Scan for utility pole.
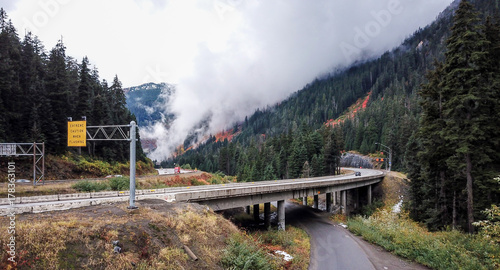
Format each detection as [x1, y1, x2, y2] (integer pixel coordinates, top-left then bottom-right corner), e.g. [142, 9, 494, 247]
[375, 142, 392, 172]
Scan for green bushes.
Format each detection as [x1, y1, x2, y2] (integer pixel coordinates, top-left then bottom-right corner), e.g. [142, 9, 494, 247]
[347, 209, 500, 270]
[180, 164, 192, 170]
[72, 177, 132, 192]
[72, 180, 109, 192]
[108, 177, 131, 191]
[474, 204, 500, 244]
[221, 234, 274, 270]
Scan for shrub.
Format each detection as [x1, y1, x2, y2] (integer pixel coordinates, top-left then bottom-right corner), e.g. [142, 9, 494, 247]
[221, 234, 274, 270]
[181, 164, 192, 170]
[108, 177, 131, 191]
[359, 199, 385, 217]
[72, 180, 109, 192]
[474, 204, 500, 244]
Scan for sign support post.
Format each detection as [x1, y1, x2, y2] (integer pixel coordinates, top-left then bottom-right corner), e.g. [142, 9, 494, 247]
[128, 121, 138, 209]
[81, 120, 139, 209]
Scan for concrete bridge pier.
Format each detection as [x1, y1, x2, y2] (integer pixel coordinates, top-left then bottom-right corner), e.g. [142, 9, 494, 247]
[246, 206, 251, 214]
[326, 192, 332, 212]
[278, 200, 285, 231]
[264, 202, 271, 229]
[253, 204, 260, 222]
[341, 190, 347, 215]
[313, 195, 319, 209]
[355, 188, 360, 210]
[302, 197, 307, 206]
[367, 185, 372, 205]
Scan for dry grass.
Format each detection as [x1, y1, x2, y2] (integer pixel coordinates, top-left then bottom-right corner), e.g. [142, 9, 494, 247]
[0, 201, 239, 269]
[0, 199, 310, 269]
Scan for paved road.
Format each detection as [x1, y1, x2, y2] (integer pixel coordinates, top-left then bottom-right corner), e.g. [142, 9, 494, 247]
[286, 203, 375, 270]
[286, 201, 430, 270]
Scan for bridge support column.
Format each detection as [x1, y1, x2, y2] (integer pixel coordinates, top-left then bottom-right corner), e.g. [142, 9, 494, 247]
[264, 202, 271, 229]
[355, 188, 359, 210]
[333, 192, 337, 206]
[253, 204, 260, 222]
[302, 197, 307, 206]
[341, 190, 347, 215]
[313, 195, 319, 209]
[368, 185, 372, 205]
[278, 200, 285, 231]
[246, 206, 251, 215]
[326, 192, 332, 212]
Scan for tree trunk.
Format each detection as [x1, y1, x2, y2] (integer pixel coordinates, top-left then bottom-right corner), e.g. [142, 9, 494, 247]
[439, 170, 448, 225]
[452, 190, 457, 230]
[465, 153, 474, 233]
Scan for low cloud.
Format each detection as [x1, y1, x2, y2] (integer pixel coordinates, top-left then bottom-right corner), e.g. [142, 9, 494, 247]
[6, 0, 453, 161]
[143, 0, 453, 161]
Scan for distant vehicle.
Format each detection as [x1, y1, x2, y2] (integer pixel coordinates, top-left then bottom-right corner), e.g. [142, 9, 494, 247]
[355, 171, 361, 176]
[105, 175, 123, 178]
[16, 179, 30, 183]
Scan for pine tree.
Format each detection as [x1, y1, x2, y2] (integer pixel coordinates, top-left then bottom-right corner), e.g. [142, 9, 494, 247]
[418, 58, 467, 229]
[76, 57, 93, 119]
[109, 75, 127, 124]
[0, 9, 22, 142]
[440, 0, 498, 232]
[46, 40, 72, 153]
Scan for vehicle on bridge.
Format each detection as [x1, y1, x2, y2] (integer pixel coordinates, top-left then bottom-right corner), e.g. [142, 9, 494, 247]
[355, 171, 361, 176]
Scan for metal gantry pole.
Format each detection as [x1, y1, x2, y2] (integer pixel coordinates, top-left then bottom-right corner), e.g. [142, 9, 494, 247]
[375, 142, 392, 172]
[128, 121, 138, 209]
[33, 142, 36, 186]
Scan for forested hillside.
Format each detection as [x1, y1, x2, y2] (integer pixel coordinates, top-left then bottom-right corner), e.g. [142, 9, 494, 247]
[167, 0, 458, 172]
[169, 0, 500, 231]
[0, 9, 147, 162]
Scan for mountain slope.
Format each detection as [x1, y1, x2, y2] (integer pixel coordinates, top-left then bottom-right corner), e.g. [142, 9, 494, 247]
[166, 0, 500, 174]
[124, 82, 175, 127]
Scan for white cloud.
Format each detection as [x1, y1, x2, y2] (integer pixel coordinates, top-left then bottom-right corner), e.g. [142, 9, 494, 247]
[7, 0, 454, 160]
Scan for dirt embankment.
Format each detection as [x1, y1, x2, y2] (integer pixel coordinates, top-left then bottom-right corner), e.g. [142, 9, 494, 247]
[1, 200, 239, 269]
[379, 171, 411, 206]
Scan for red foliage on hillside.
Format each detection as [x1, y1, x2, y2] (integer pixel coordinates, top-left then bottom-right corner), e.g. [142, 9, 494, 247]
[214, 128, 240, 142]
[325, 91, 372, 128]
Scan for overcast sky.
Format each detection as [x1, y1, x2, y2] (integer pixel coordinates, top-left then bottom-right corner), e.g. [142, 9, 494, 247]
[3, 0, 454, 160]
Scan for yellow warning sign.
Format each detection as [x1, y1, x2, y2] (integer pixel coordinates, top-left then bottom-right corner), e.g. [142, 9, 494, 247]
[68, 121, 86, 147]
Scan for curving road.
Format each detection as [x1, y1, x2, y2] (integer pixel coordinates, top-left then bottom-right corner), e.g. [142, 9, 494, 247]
[286, 203, 375, 270]
[285, 168, 429, 270]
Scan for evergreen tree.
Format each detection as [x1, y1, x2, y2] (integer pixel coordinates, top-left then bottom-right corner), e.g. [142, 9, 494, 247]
[414, 1, 500, 232]
[76, 57, 93, 119]
[441, 0, 496, 233]
[0, 9, 21, 142]
[46, 40, 72, 153]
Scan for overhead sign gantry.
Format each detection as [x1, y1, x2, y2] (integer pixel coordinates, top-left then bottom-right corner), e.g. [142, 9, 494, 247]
[68, 118, 138, 209]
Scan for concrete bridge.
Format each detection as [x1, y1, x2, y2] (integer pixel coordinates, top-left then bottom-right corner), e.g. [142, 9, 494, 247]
[0, 168, 384, 230]
[172, 168, 384, 230]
